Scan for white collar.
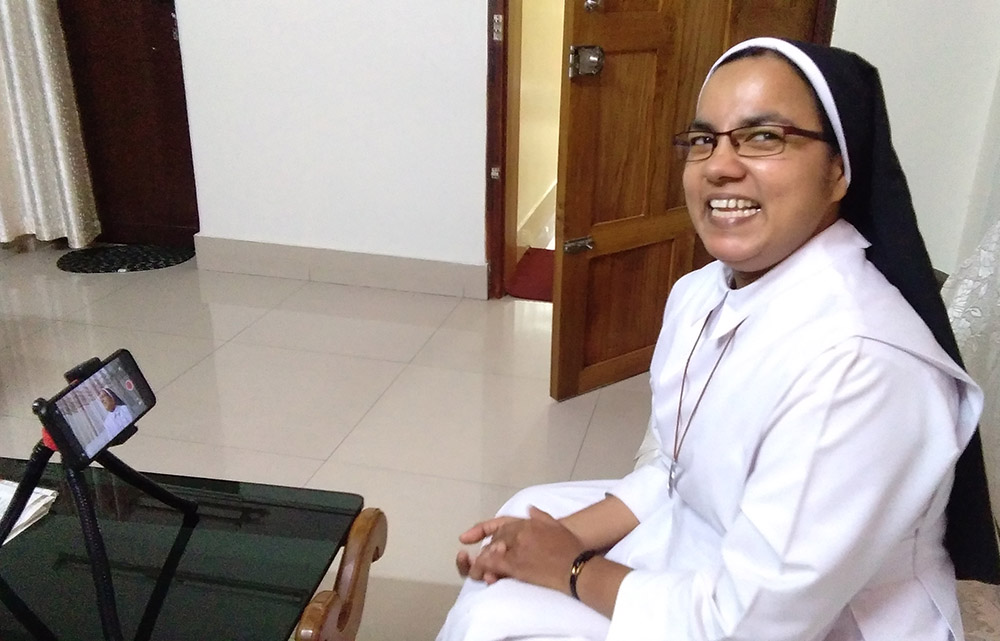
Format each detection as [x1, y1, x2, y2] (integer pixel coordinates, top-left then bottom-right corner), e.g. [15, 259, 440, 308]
[693, 220, 871, 340]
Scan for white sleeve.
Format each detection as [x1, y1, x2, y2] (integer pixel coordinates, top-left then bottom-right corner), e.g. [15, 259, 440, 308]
[608, 462, 672, 523]
[606, 338, 966, 641]
[611, 396, 672, 523]
[633, 399, 661, 469]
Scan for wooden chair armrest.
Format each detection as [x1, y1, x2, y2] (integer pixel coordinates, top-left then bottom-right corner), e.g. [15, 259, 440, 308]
[296, 507, 388, 641]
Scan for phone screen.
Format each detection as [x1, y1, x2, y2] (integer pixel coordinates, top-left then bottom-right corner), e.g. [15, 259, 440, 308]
[48, 350, 155, 465]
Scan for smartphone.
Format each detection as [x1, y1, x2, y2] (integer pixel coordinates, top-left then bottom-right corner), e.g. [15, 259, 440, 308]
[41, 349, 155, 469]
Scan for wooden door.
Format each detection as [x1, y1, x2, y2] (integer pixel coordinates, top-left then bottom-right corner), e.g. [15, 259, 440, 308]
[58, 0, 199, 248]
[551, 0, 835, 400]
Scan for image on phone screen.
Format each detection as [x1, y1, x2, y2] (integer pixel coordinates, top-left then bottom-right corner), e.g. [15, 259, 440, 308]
[51, 351, 153, 461]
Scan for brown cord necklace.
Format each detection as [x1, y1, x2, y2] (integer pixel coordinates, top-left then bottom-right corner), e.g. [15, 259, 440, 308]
[669, 313, 744, 497]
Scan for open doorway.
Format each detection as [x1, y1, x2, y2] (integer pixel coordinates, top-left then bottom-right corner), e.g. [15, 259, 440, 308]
[485, 0, 563, 301]
[504, 0, 563, 301]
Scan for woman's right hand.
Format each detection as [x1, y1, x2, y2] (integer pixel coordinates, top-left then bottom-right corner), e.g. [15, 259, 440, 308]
[456, 496, 640, 581]
[455, 516, 522, 581]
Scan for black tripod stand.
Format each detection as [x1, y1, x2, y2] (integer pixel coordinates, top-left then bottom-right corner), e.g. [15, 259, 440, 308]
[0, 358, 198, 641]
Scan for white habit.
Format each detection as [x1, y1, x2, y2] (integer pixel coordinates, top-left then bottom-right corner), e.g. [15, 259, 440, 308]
[437, 220, 983, 641]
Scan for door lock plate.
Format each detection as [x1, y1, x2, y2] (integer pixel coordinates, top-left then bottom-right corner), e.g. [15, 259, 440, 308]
[568, 46, 605, 78]
[563, 236, 595, 254]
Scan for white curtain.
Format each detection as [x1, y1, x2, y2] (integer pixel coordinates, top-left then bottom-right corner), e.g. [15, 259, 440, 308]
[0, 0, 99, 248]
[942, 215, 1000, 524]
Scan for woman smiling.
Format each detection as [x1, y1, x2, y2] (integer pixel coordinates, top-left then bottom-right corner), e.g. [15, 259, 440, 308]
[437, 38, 998, 641]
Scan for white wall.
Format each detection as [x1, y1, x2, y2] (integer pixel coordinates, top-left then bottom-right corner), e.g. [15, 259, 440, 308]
[174, 0, 488, 266]
[832, 0, 1000, 272]
[960, 64, 1000, 263]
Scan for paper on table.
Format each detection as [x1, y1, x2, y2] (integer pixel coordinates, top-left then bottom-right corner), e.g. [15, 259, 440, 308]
[0, 479, 58, 545]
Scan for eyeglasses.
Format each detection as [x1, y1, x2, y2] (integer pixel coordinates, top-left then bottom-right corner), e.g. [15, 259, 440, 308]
[673, 125, 829, 162]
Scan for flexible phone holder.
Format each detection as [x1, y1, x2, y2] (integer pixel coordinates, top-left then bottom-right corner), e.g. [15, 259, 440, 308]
[0, 357, 199, 641]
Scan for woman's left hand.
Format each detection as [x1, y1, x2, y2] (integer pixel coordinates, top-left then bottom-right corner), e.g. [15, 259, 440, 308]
[472, 506, 586, 595]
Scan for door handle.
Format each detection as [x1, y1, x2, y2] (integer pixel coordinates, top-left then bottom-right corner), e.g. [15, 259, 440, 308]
[584, 0, 604, 11]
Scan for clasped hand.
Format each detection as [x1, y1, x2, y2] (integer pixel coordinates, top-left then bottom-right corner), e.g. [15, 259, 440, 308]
[456, 506, 585, 595]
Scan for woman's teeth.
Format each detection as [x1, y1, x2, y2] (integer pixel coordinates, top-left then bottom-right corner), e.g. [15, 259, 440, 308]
[709, 198, 761, 219]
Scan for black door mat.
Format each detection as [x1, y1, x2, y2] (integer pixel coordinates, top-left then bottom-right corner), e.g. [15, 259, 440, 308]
[56, 245, 195, 273]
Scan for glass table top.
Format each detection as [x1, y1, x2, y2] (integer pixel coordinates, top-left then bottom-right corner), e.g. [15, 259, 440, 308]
[0, 457, 363, 641]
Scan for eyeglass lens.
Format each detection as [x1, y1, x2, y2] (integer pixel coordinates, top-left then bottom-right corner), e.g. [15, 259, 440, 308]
[675, 126, 788, 161]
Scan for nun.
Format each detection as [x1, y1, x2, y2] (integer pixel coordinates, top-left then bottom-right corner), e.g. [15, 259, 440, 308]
[99, 386, 134, 435]
[436, 38, 999, 641]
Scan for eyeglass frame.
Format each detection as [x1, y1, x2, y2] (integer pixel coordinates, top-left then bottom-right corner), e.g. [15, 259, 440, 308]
[672, 124, 831, 162]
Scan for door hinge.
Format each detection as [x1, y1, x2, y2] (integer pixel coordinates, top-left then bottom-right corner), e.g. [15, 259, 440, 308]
[492, 14, 503, 42]
[568, 45, 605, 79]
[490, 166, 501, 180]
[563, 236, 595, 254]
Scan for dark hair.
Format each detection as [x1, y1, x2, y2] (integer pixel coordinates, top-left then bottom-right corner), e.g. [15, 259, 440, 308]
[716, 46, 837, 150]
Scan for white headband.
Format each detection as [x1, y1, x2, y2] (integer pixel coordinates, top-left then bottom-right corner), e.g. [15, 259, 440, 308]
[701, 37, 851, 185]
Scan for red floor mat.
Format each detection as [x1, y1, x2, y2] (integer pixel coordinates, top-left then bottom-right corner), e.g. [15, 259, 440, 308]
[506, 247, 554, 302]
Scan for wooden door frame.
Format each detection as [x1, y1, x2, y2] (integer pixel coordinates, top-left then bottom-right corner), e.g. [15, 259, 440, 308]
[485, 0, 838, 300]
[485, 0, 528, 299]
[814, 0, 838, 43]
[485, 0, 509, 299]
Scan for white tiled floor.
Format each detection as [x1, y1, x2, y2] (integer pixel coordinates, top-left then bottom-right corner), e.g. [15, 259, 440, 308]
[0, 242, 651, 640]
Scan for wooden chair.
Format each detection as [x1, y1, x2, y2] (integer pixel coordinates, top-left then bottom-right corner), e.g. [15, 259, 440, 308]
[295, 507, 388, 641]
